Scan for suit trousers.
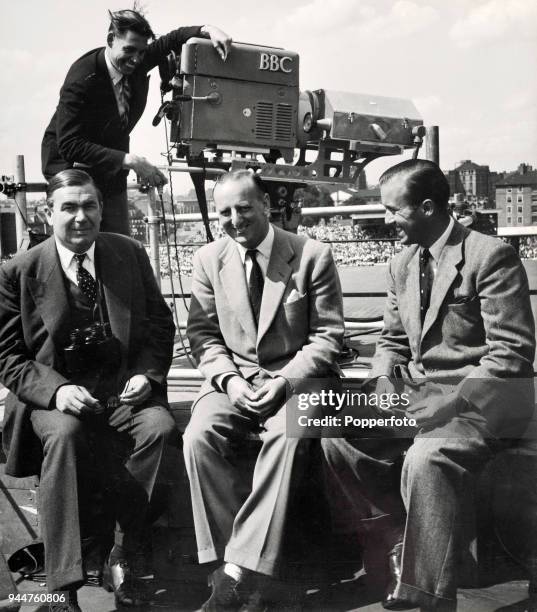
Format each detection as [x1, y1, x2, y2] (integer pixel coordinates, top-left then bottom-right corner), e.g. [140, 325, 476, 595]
[183, 389, 312, 577]
[322, 416, 503, 610]
[30, 402, 177, 591]
[100, 190, 130, 236]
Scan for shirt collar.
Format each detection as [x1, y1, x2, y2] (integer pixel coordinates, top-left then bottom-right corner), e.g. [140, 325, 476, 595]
[236, 223, 274, 264]
[55, 237, 96, 269]
[426, 217, 454, 263]
[104, 47, 124, 86]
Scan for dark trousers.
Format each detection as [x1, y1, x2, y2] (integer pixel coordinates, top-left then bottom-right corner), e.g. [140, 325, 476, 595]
[30, 402, 177, 591]
[322, 416, 502, 610]
[101, 190, 130, 236]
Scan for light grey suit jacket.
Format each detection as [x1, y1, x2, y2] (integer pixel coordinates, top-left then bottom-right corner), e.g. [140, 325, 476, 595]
[370, 222, 535, 432]
[187, 225, 344, 394]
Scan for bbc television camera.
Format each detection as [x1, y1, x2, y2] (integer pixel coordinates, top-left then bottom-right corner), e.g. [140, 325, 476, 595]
[155, 38, 425, 232]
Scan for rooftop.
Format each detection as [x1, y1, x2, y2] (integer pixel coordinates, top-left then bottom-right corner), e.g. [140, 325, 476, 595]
[496, 170, 537, 187]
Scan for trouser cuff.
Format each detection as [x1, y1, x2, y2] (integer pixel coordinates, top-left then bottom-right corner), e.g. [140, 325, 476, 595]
[395, 581, 456, 611]
[224, 546, 277, 577]
[46, 562, 85, 593]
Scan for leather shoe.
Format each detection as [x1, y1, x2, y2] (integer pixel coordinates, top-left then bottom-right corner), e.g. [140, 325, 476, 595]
[103, 560, 152, 608]
[202, 566, 250, 611]
[382, 543, 414, 610]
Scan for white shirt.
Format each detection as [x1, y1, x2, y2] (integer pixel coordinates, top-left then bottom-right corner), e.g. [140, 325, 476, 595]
[215, 224, 274, 392]
[421, 217, 454, 278]
[55, 238, 96, 286]
[235, 224, 274, 283]
[104, 48, 128, 116]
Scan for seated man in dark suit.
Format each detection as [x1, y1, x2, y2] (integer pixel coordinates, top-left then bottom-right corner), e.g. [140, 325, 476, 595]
[184, 170, 345, 610]
[0, 170, 177, 611]
[42, 8, 231, 235]
[322, 160, 535, 611]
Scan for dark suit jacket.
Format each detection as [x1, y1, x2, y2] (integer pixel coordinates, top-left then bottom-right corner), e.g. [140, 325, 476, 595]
[0, 234, 175, 477]
[41, 26, 201, 194]
[370, 222, 535, 434]
[187, 226, 345, 395]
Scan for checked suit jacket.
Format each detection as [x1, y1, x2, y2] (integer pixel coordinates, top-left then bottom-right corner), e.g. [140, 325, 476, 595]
[370, 221, 536, 434]
[0, 234, 175, 477]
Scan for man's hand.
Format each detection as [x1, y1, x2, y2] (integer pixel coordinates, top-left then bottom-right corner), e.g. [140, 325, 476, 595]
[367, 375, 398, 416]
[225, 376, 259, 413]
[200, 25, 232, 61]
[55, 385, 103, 417]
[375, 375, 396, 397]
[119, 374, 152, 406]
[247, 377, 288, 419]
[406, 393, 462, 427]
[123, 154, 168, 188]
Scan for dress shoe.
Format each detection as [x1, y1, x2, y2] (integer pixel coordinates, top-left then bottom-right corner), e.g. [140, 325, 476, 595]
[49, 589, 82, 612]
[103, 560, 152, 608]
[238, 589, 269, 612]
[202, 566, 250, 611]
[382, 543, 414, 610]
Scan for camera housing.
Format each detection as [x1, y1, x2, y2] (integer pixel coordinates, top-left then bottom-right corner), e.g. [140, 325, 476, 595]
[63, 323, 121, 375]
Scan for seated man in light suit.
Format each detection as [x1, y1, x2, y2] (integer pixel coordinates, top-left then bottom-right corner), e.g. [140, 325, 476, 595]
[322, 159, 535, 611]
[0, 170, 177, 611]
[184, 170, 344, 610]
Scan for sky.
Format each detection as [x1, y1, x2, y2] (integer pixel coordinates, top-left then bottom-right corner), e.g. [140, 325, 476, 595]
[1, 0, 536, 197]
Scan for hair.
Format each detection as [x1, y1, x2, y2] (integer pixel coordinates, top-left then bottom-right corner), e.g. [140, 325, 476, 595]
[379, 159, 450, 210]
[46, 170, 102, 207]
[107, 9, 155, 40]
[213, 169, 270, 202]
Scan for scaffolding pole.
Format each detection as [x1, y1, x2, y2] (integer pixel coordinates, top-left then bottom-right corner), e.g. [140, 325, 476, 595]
[425, 126, 440, 165]
[14, 155, 29, 251]
[147, 187, 161, 287]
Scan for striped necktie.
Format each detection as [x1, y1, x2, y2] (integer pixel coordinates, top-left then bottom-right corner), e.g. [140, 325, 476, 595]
[119, 76, 131, 129]
[74, 253, 97, 304]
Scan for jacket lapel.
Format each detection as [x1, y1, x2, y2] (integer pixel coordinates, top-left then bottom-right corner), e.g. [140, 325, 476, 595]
[219, 239, 258, 346]
[421, 223, 466, 339]
[95, 236, 131, 354]
[95, 49, 122, 122]
[402, 246, 422, 344]
[27, 239, 71, 348]
[257, 228, 294, 345]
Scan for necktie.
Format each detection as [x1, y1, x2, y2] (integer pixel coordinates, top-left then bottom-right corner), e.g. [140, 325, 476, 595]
[118, 76, 131, 129]
[74, 253, 97, 304]
[419, 248, 433, 324]
[246, 249, 264, 326]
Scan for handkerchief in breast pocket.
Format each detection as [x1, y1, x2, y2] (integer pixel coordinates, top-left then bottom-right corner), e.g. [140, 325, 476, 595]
[285, 288, 305, 304]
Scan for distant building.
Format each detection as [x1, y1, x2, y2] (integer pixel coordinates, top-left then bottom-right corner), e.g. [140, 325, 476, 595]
[446, 160, 498, 208]
[495, 164, 537, 228]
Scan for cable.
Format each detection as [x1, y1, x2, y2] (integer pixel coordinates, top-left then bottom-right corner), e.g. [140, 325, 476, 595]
[156, 189, 196, 368]
[160, 91, 191, 316]
[158, 90, 197, 367]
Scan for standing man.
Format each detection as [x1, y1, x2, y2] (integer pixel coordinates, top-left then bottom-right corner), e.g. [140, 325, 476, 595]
[42, 9, 231, 235]
[322, 159, 535, 611]
[184, 170, 344, 610]
[0, 170, 177, 610]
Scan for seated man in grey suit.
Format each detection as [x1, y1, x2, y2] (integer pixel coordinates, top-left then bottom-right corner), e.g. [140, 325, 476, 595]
[322, 159, 535, 611]
[184, 170, 344, 610]
[0, 170, 177, 611]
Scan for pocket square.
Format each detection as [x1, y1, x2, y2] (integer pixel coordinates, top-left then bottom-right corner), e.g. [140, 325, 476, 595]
[285, 289, 305, 304]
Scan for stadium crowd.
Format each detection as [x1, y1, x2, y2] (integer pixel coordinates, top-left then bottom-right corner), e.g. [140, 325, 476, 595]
[156, 225, 537, 278]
